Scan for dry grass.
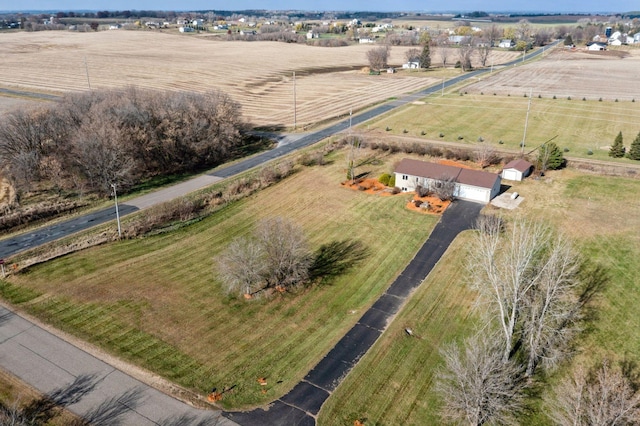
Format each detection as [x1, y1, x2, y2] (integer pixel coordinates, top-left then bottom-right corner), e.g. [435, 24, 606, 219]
[0, 31, 519, 128]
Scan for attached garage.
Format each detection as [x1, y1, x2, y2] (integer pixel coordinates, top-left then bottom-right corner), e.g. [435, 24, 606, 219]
[395, 158, 501, 204]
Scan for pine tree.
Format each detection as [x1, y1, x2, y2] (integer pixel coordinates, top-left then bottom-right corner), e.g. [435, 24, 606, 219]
[420, 44, 431, 69]
[609, 131, 625, 158]
[538, 142, 564, 172]
[627, 131, 640, 160]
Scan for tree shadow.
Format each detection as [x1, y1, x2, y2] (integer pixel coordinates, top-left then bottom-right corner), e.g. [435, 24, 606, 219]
[309, 240, 369, 285]
[77, 386, 145, 426]
[21, 373, 98, 424]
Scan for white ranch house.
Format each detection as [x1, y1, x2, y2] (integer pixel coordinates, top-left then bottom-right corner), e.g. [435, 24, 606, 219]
[395, 158, 501, 203]
[501, 159, 533, 181]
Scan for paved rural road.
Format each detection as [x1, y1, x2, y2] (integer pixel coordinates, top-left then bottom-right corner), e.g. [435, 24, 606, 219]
[223, 200, 483, 425]
[0, 43, 553, 424]
[0, 40, 556, 260]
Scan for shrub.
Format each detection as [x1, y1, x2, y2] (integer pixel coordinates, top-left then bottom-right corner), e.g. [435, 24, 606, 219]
[389, 175, 396, 186]
[414, 199, 423, 207]
[538, 94, 542, 98]
[563, 147, 570, 152]
[416, 185, 430, 197]
[379, 173, 392, 186]
[439, 133, 445, 138]
[499, 140, 504, 144]
[457, 135, 464, 140]
[421, 130, 426, 136]
[615, 99, 619, 102]
[391, 186, 401, 194]
[567, 96, 571, 100]
[478, 137, 484, 142]
[553, 95, 557, 99]
[403, 129, 408, 133]
[385, 126, 391, 131]
[583, 97, 586, 101]
[599, 97, 603, 102]
[587, 149, 593, 155]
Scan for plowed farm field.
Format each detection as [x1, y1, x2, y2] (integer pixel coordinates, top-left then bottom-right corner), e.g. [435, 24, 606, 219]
[465, 47, 640, 101]
[0, 30, 519, 128]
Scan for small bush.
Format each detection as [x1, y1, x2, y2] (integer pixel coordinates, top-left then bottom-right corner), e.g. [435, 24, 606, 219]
[403, 129, 408, 133]
[587, 149, 593, 155]
[457, 135, 464, 140]
[480, 92, 484, 95]
[439, 133, 445, 138]
[633, 99, 636, 103]
[567, 96, 571, 100]
[615, 99, 619, 102]
[493, 93, 496, 96]
[416, 185, 429, 197]
[538, 94, 542, 98]
[385, 126, 391, 131]
[553, 95, 557, 99]
[498, 140, 504, 144]
[599, 97, 603, 102]
[420, 130, 426, 135]
[524, 93, 528, 97]
[379, 173, 392, 186]
[478, 137, 484, 142]
[389, 176, 396, 186]
[583, 97, 586, 101]
[414, 199, 423, 207]
[391, 186, 401, 194]
[563, 147, 570, 152]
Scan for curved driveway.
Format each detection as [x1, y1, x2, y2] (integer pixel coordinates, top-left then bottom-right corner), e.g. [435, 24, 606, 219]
[223, 200, 483, 425]
[0, 43, 554, 424]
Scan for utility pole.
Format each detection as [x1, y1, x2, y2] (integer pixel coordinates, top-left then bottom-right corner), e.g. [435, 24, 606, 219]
[293, 71, 297, 130]
[84, 56, 91, 90]
[111, 183, 122, 238]
[521, 88, 532, 155]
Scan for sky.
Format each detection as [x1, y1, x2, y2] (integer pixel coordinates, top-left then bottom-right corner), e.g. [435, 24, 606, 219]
[2, 0, 638, 14]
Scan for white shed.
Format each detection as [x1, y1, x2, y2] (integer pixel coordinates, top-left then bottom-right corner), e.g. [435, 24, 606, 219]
[501, 159, 533, 181]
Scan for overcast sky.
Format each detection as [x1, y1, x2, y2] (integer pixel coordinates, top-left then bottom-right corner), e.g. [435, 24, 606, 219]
[3, 0, 638, 14]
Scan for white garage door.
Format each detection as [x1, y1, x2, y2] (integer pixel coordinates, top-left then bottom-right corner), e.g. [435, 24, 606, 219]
[457, 185, 489, 203]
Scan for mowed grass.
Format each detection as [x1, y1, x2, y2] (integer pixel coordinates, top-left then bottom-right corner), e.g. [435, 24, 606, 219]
[318, 167, 640, 424]
[365, 93, 640, 162]
[1, 150, 439, 409]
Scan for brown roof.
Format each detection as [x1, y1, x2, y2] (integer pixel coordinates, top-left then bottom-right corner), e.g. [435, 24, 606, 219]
[503, 159, 533, 173]
[396, 158, 499, 189]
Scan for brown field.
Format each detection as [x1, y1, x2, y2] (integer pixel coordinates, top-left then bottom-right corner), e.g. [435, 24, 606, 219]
[0, 30, 519, 128]
[465, 47, 640, 101]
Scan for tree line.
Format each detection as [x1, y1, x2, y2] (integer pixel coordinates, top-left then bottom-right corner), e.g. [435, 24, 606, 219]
[0, 87, 248, 201]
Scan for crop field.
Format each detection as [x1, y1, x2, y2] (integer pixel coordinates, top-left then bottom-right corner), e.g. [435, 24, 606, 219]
[0, 149, 440, 409]
[0, 30, 520, 128]
[319, 167, 640, 425]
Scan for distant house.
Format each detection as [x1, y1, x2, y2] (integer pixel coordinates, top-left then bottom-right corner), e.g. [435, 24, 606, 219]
[402, 61, 420, 69]
[635, 33, 640, 43]
[109, 24, 121, 30]
[498, 39, 514, 48]
[394, 158, 501, 203]
[179, 26, 194, 33]
[306, 31, 319, 39]
[587, 42, 607, 51]
[501, 159, 533, 182]
[609, 38, 622, 46]
[359, 37, 375, 44]
[448, 35, 465, 44]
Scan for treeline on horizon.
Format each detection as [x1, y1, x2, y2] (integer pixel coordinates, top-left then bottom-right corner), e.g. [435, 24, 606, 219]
[4, 9, 640, 20]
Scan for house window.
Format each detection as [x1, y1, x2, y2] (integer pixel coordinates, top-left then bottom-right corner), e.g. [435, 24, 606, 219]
[402, 187, 407, 191]
[402, 175, 408, 180]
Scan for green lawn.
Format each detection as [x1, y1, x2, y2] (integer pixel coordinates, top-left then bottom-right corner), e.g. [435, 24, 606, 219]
[363, 94, 640, 163]
[318, 168, 640, 425]
[0, 150, 439, 409]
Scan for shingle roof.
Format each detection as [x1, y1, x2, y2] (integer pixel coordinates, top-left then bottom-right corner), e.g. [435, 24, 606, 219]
[503, 159, 533, 173]
[395, 158, 499, 189]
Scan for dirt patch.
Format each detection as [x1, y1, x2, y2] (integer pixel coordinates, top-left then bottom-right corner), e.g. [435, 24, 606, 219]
[437, 159, 475, 169]
[341, 178, 450, 214]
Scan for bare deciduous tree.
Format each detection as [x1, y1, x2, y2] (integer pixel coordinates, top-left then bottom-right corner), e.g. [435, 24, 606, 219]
[471, 216, 583, 375]
[430, 175, 456, 201]
[404, 47, 421, 63]
[548, 360, 640, 426]
[217, 217, 312, 298]
[366, 46, 390, 71]
[458, 37, 475, 71]
[474, 143, 497, 168]
[476, 39, 492, 68]
[437, 332, 527, 426]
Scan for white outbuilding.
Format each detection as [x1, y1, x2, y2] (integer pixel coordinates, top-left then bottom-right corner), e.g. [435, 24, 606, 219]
[501, 159, 534, 181]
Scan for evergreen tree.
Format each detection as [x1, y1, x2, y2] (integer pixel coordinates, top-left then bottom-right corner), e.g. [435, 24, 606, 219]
[419, 43, 431, 69]
[609, 131, 625, 158]
[538, 142, 564, 172]
[627, 131, 640, 160]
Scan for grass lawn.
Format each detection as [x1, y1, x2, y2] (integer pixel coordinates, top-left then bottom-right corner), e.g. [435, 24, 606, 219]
[318, 167, 640, 424]
[363, 93, 640, 163]
[0, 149, 439, 410]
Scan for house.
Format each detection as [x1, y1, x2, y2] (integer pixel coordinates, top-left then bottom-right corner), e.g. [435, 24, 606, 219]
[448, 35, 465, 44]
[306, 31, 319, 39]
[587, 42, 607, 51]
[394, 158, 501, 203]
[498, 39, 514, 48]
[501, 159, 533, 182]
[635, 33, 640, 43]
[179, 26, 194, 32]
[609, 38, 622, 46]
[359, 37, 375, 44]
[403, 61, 420, 69]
